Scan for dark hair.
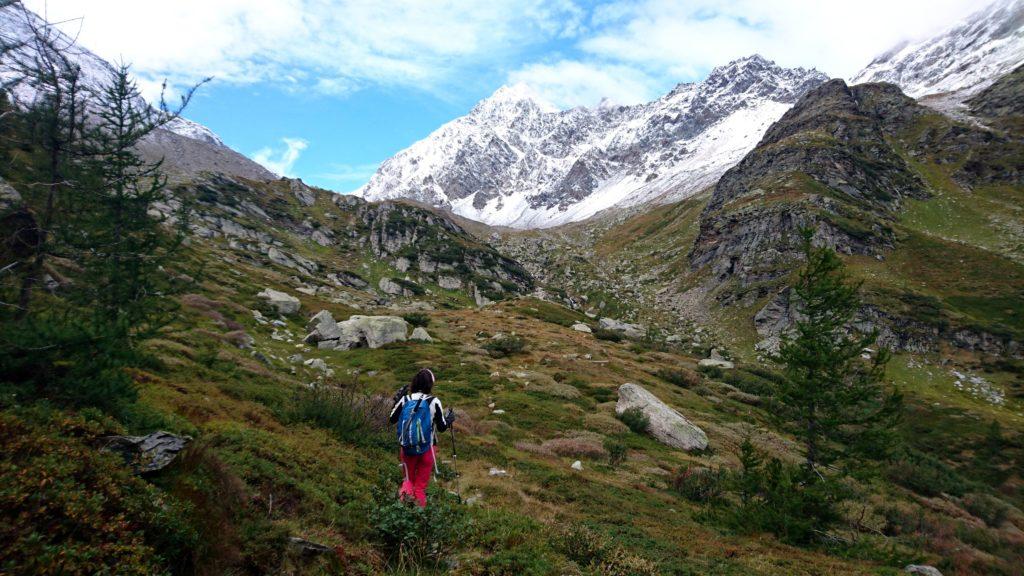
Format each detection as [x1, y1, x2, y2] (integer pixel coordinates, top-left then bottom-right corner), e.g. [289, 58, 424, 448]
[411, 368, 435, 394]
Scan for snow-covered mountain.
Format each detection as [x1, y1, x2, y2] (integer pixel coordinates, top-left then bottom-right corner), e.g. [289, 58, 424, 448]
[356, 56, 827, 229]
[851, 0, 1024, 102]
[0, 2, 273, 181]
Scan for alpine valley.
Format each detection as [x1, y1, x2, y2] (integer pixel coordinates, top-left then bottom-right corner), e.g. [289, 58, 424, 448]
[1, 1, 1023, 575]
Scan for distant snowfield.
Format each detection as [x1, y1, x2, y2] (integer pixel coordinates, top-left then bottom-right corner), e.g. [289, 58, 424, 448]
[450, 100, 790, 228]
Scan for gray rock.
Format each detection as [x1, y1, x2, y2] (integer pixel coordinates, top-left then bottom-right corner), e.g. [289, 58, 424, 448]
[257, 288, 300, 315]
[616, 383, 708, 451]
[310, 229, 332, 247]
[307, 313, 409, 350]
[378, 277, 407, 296]
[411, 327, 433, 342]
[304, 358, 333, 375]
[288, 536, 331, 556]
[571, 460, 584, 471]
[437, 275, 463, 290]
[904, 566, 943, 576]
[599, 317, 644, 338]
[698, 358, 734, 370]
[102, 431, 191, 473]
[473, 284, 492, 307]
[572, 323, 592, 333]
[289, 178, 316, 206]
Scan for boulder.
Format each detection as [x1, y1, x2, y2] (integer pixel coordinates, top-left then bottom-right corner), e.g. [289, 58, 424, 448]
[102, 431, 191, 473]
[306, 311, 409, 350]
[348, 315, 409, 349]
[599, 317, 644, 338]
[616, 383, 708, 451]
[411, 327, 433, 342]
[571, 460, 584, 471]
[698, 358, 734, 370]
[438, 275, 463, 290]
[257, 288, 300, 315]
[572, 323, 592, 333]
[904, 566, 943, 576]
[378, 277, 407, 296]
[473, 284, 492, 307]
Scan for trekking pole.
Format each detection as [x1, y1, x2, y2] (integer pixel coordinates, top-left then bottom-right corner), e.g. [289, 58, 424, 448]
[449, 425, 461, 501]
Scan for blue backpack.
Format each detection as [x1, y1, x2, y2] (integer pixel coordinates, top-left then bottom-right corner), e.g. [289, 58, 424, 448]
[397, 395, 434, 456]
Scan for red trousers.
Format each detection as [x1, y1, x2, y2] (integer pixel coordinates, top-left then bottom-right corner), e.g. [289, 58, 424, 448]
[399, 447, 435, 507]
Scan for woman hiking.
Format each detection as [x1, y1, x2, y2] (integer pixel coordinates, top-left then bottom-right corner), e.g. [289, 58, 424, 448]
[389, 368, 455, 507]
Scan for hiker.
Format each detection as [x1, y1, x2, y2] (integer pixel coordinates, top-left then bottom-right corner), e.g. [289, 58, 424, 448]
[389, 368, 456, 507]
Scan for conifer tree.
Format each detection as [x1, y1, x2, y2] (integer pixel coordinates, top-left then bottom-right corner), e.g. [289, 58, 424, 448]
[775, 229, 902, 471]
[71, 63, 198, 345]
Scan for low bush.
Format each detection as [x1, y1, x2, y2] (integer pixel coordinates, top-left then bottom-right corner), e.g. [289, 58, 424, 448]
[484, 334, 526, 358]
[542, 437, 608, 459]
[368, 483, 469, 570]
[555, 523, 658, 576]
[282, 384, 390, 445]
[617, 407, 649, 434]
[696, 364, 723, 379]
[673, 466, 725, 503]
[886, 448, 968, 497]
[593, 328, 623, 342]
[0, 409, 198, 574]
[393, 278, 425, 296]
[962, 493, 1011, 527]
[401, 312, 430, 328]
[657, 368, 702, 388]
[604, 437, 628, 466]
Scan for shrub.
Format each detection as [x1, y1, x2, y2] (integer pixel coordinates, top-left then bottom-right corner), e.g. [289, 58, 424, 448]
[0, 409, 198, 575]
[593, 328, 623, 342]
[886, 449, 967, 497]
[483, 335, 526, 358]
[721, 443, 844, 545]
[282, 385, 390, 445]
[393, 277, 425, 296]
[617, 407, 649, 434]
[604, 438, 628, 467]
[402, 312, 431, 328]
[696, 364, 723, 379]
[657, 368, 701, 388]
[555, 524, 658, 576]
[962, 493, 1010, 527]
[542, 437, 608, 459]
[368, 483, 469, 570]
[673, 466, 725, 503]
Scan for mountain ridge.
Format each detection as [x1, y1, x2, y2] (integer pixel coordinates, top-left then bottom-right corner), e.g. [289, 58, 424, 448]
[356, 55, 828, 228]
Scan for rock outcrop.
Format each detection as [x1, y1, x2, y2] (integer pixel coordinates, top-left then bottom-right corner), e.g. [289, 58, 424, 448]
[599, 317, 645, 338]
[101, 431, 191, 473]
[257, 288, 301, 315]
[305, 311, 408, 350]
[616, 383, 708, 451]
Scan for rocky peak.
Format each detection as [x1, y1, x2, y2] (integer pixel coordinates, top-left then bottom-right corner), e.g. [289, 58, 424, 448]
[357, 56, 828, 228]
[851, 0, 1024, 103]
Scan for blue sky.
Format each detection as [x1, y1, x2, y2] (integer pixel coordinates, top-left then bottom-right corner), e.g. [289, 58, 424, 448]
[26, 0, 982, 192]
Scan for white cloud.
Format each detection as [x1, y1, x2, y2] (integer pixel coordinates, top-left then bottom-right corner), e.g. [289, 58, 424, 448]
[508, 60, 659, 108]
[21, 0, 583, 96]
[507, 0, 985, 108]
[581, 0, 986, 80]
[252, 137, 308, 177]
